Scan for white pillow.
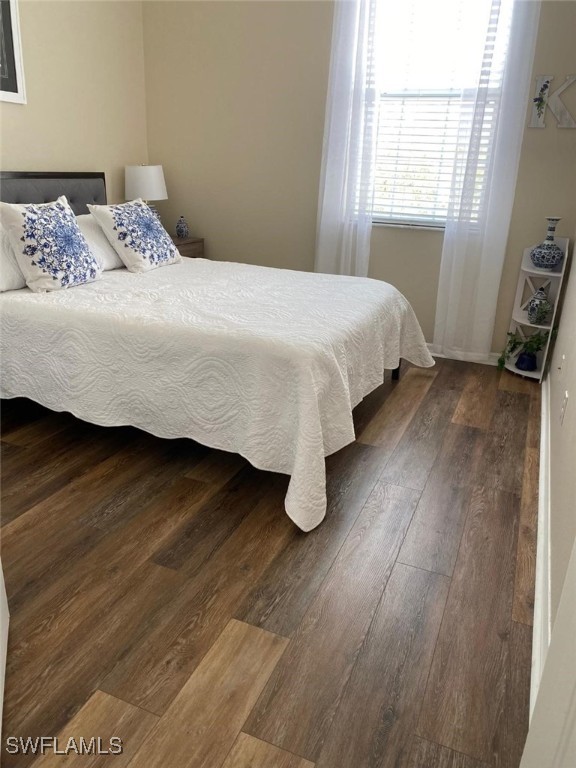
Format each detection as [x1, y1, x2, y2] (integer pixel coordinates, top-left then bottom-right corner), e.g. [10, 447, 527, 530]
[88, 199, 181, 273]
[0, 222, 26, 292]
[0, 196, 102, 293]
[76, 214, 124, 271]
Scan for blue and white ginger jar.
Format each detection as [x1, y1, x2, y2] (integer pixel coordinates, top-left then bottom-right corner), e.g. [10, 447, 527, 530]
[176, 216, 189, 239]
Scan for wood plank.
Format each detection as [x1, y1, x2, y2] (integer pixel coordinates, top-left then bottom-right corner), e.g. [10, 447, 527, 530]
[100, 478, 295, 715]
[2, 436, 189, 605]
[33, 690, 158, 768]
[398, 424, 483, 576]
[1, 418, 110, 479]
[236, 441, 387, 637]
[128, 620, 288, 768]
[152, 465, 274, 573]
[1, 435, 146, 544]
[492, 621, 532, 768]
[221, 733, 314, 768]
[0, 425, 133, 525]
[352, 378, 394, 437]
[77, 438, 209, 531]
[184, 448, 247, 484]
[0, 361, 536, 767]
[3, 561, 182, 754]
[512, 447, 539, 625]
[379, 387, 461, 491]
[417, 485, 520, 763]
[1, 410, 75, 448]
[408, 737, 490, 768]
[526, 386, 541, 451]
[498, 370, 538, 395]
[315, 563, 450, 768]
[399, 485, 471, 577]
[244, 482, 419, 761]
[6, 474, 210, 649]
[0, 397, 48, 437]
[475, 392, 530, 495]
[0, 440, 23, 461]
[5, 465, 226, 752]
[452, 364, 501, 430]
[422, 422, 484, 489]
[428, 358, 474, 392]
[357, 367, 436, 451]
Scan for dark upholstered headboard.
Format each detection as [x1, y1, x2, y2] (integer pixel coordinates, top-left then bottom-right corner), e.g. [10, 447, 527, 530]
[0, 171, 107, 215]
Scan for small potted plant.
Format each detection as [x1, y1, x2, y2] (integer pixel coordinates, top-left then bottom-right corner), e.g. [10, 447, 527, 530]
[498, 329, 549, 373]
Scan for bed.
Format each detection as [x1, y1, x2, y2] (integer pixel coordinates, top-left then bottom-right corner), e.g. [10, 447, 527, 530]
[0, 172, 434, 531]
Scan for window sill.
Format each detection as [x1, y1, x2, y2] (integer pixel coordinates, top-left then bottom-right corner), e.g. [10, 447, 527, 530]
[372, 221, 445, 233]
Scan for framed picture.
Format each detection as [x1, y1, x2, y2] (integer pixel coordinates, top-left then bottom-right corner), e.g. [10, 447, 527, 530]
[0, 0, 26, 104]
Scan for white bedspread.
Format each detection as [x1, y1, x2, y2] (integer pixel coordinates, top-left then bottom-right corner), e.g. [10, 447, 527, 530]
[0, 259, 433, 530]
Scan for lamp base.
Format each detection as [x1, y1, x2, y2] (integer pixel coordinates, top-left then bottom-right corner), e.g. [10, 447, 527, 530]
[144, 201, 161, 221]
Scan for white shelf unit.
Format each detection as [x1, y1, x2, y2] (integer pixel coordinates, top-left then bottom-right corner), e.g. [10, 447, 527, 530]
[504, 237, 570, 382]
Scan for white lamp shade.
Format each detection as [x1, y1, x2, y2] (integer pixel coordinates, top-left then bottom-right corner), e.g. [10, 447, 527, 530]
[125, 165, 168, 201]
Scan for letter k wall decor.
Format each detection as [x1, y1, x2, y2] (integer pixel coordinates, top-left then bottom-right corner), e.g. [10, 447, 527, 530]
[530, 74, 576, 128]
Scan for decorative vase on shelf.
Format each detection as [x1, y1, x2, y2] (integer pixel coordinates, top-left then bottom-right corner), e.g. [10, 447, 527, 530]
[515, 351, 538, 372]
[175, 216, 189, 239]
[527, 287, 553, 325]
[530, 217, 564, 269]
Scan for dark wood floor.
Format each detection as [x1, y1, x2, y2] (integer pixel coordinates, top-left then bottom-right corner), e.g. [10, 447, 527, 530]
[0, 359, 540, 768]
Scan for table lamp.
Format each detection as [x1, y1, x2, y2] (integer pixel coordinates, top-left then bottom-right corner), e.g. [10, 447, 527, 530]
[125, 165, 168, 218]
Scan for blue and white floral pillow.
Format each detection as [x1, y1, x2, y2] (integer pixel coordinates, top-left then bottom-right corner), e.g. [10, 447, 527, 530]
[0, 196, 102, 292]
[0, 222, 26, 292]
[88, 200, 181, 273]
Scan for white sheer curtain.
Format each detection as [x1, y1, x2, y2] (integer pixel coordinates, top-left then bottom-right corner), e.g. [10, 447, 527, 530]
[314, 0, 379, 277]
[432, 0, 541, 362]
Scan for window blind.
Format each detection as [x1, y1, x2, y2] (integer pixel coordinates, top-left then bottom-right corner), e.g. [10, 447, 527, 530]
[373, 91, 461, 226]
[373, 89, 497, 227]
[372, 0, 498, 227]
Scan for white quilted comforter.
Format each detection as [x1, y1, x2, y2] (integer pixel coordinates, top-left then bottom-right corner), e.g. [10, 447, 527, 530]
[0, 259, 433, 530]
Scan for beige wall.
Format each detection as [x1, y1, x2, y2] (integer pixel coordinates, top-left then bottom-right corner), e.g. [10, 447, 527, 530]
[143, 1, 332, 273]
[142, 0, 441, 340]
[0, 1, 148, 204]
[370, 0, 576, 347]
[548, 236, 576, 625]
[493, 0, 576, 354]
[499, 2, 576, 634]
[368, 226, 443, 340]
[0, 1, 573, 349]
[143, 1, 575, 348]
[520, 538, 576, 767]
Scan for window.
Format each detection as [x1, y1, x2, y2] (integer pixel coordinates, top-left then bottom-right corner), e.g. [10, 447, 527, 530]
[375, 89, 462, 227]
[372, 0, 500, 227]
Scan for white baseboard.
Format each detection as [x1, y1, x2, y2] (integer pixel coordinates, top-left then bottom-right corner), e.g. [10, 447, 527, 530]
[427, 344, 500, 366]
[530, 375, 552, 718]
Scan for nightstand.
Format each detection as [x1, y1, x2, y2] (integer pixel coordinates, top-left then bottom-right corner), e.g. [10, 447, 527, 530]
[171, 236, 205, 259]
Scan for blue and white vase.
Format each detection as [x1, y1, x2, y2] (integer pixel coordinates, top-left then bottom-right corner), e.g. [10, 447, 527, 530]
[530, 217, 564, 270]
[527, 287, 553, 325]
[175, 216, 189, 239]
